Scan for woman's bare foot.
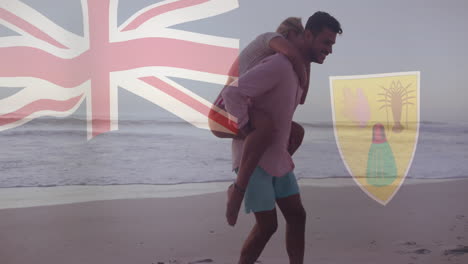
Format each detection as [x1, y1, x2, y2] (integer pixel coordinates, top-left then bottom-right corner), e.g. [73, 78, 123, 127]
[226, 183, 245, 226]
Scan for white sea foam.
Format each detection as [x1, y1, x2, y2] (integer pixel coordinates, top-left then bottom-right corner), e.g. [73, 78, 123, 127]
[0, 178, 460, 210]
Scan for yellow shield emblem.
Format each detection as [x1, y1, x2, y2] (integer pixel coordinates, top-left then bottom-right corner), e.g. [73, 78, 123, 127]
[330, 72, 420, 205]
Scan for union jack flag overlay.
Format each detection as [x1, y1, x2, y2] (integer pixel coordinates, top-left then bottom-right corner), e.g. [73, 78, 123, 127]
[0, 0, 239, 140]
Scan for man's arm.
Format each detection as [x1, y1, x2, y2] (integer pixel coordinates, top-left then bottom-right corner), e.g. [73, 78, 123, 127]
[221, 55, 287, 130]
[300, 63, 310, 104]
[268, 36, 307, 88]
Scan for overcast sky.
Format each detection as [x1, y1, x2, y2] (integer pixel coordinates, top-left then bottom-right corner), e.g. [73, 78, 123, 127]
[1, 0, 467, 124]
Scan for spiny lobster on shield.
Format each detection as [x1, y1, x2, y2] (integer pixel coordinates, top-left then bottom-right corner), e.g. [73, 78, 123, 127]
[378, 80, 415, 133]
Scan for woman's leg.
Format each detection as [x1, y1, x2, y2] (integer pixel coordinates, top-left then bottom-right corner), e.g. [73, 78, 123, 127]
[208, 105, 238, 138]
[288, 121, 305, 156]
[235, 110, 274, 188]
[226, 110, 274, 226]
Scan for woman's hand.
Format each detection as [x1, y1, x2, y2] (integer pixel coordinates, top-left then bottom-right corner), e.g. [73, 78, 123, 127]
[269, 36, 308, 87]
[234, 123, 251, 140]
[292, 59, 308, 88]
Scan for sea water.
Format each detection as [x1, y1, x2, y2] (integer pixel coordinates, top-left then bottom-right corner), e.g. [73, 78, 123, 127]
[0, 117, 467, 188]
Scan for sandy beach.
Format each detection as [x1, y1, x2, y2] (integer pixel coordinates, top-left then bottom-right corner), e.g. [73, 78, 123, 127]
[1, 179, 467, 264]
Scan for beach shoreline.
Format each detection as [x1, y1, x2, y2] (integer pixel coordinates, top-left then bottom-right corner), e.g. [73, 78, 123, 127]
[0, 177, 462, 210]
[1, 179, 467, 264]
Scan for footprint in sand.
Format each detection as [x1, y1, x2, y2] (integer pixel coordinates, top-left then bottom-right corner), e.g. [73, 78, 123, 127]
[448, 215, 465, 232]
[452, 214, 468, 241]
[155, 260, 180, 264]
[432, 240, 444, 247]
[394, 240, 431, 256]
[398, 241, 417, 247]
[413, 248, 431, 254]
[400, 249, 431, 264]
[368, 240, 378, 250]
[188, 259, 214, 264]
[394, 240, 418, 254]
[443, 245, 468, 256]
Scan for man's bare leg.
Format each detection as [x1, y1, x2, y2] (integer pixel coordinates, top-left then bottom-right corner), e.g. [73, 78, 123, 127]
[227, 120, 304, 226]
[238, 209, 278, 264]
[276, 194, 306, 264]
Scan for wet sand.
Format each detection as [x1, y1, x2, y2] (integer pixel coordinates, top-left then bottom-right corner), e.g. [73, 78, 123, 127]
[1, 179, 467, 264]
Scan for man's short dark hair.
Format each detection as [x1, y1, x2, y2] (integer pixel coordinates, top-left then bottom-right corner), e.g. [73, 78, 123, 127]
[305, 11, 343, 35]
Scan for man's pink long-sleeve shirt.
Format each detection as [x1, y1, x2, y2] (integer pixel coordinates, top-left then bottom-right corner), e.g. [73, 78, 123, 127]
[221, 53, 303, 177]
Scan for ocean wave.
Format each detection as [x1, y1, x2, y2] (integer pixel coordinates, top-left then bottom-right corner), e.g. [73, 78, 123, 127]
[2, 175, 468, 189]
[2, 116, 467, 129]
[1, 129, 86, 137]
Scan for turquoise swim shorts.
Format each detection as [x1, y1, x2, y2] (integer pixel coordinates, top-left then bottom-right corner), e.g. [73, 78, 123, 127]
[235, 166, 300, 214]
